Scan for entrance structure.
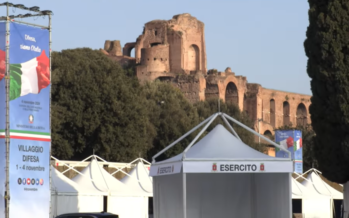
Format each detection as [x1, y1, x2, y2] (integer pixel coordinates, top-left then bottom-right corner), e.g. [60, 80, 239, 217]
[150, 112, 293, 218]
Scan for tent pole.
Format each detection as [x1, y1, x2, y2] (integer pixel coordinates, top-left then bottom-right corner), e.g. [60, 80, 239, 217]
[152, 113, 217, 163]
[220, 114, 241, 140]
[182, 113, 219, 159]
[289, 173, 292, 218]
[223, 113, 292, 158]
[183, 173, 187, 218]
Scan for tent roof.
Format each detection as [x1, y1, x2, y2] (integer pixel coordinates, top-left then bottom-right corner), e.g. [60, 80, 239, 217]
[150, 124, 293, 176]
[158, 124, 277, 164]
[121, 161, 153, 196]
[301, 172, 343, 199]
[51, 166, 101, 196]
[71, 159, 145, 196]
[292, 177, 327, 199]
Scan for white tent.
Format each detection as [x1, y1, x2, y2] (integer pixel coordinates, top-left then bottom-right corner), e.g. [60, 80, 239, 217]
[71, 157, 149, 218]
[292, 177, 310, 199]
[150, 113, 294, 218]
[301, 170, 343, 218]
[121, 160, 153, 195]
[50, 166, 103, 217]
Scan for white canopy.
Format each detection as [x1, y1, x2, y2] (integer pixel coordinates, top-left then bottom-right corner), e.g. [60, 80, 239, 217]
[121, 161, 153, 196]
[72, 158, 145, 196]
[302, 172, 343, 200]
[50, 166, 103, 217]
[150, 113, 294, 218]
[51, 165, 101, 195]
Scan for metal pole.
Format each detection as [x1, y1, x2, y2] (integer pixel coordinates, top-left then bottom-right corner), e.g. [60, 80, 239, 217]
[152, 114, 215, 163]
[5, 3, 10, 217]
[182, 113, 219, 159]
[183, 173, 187, 218]
[48, 13, 52, 218]
[11, 19, 48, 29]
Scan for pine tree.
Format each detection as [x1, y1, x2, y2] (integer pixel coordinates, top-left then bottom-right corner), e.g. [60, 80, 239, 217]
[304, 0, 349, 183]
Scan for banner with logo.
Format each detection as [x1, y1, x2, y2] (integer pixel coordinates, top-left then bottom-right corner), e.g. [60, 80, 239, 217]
[0, 22, 7, 218]
[8, 22, 50, 218]
[183, 161, 293, 173]
[149, 162, 182, 177]
[275, 130, 303, 174]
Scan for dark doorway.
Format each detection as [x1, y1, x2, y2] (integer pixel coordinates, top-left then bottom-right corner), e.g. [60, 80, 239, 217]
[296, 103, 307, 127]
[103, 196, 108, 212]
[270, 99, 275, 128]
[292, 199, 302, 214]
[333, 200, 342, 218]
[149, 197, 154, 217]
[283, 101, 290, 126]
[225, 82, 239, 105]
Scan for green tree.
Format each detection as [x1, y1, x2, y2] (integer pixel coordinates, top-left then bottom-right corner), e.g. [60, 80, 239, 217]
[194, 98, 266, 152]
[51, 48, 156, 161]
[304, 0, 349, 183]
[142, 80, 200, 161]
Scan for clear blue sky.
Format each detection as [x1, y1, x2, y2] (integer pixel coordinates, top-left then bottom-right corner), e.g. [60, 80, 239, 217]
[3, 0, 311, 95]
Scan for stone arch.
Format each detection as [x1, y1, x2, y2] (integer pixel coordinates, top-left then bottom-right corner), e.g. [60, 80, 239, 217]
[263, 130, 272, 138]
[205, 83, 219, 100]
[188, 44, 200, 71]
[296, 103, 307, 127]
[270, 99, 275, 128]
[123, 42, 136, 57]
[283, 101, 290, 126]
[225, 82, 239, 105]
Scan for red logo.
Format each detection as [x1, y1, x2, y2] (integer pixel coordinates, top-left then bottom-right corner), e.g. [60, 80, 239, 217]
[26, 178, 31, 185]
[212, 163, 217, 171]
[39, 179, 44, 185]
[260, 163, 265, 171]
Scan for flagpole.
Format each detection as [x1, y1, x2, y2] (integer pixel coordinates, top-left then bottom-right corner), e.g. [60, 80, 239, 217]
[5, 3, 10, 217]
[48, 12, 52, 218]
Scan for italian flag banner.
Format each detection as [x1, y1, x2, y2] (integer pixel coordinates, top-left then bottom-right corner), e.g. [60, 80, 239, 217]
[9, 50, 50, 101]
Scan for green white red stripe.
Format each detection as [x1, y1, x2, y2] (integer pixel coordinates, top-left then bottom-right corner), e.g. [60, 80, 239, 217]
[0, 130, 50, 142]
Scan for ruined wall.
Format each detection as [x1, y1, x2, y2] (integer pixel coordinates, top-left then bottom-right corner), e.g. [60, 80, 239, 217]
[173, 74, 206, 103]
[249, 87, 312, 135]
[100, 13, 313, 135]
[140, 44, 170, 72]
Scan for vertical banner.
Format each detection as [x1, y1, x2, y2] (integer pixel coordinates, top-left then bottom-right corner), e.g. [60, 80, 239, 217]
[275, 130, 303, 174]
[293, 130, 303, 173]
[8, 22, 50, 218]
[0, 22, 7, 217]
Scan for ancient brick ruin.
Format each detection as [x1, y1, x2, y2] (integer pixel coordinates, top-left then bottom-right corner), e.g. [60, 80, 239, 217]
[100, 13, 311, 137]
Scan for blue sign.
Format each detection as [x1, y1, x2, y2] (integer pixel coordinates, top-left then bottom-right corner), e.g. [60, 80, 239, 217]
[0, 22, 51, 218]
[275, 130, 303, 174]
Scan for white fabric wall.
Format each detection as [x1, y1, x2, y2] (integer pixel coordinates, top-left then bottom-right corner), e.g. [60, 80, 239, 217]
[153, 174, 183, 218]
[187, 173, 252, 218]
[303, 198, 331, 218]
[253, 173, 291, 218]
[153, 173, 291, 218]
[50, 194, 103, 217]
[108, 196, 148, 218]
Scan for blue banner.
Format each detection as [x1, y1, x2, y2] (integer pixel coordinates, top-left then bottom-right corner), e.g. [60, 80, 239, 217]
[0, 22, 6, 218]
[275, 130, 303, 174]
[8, 23, 50, 218]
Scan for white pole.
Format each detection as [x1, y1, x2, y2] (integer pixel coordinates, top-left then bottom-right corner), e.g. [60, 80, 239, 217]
[183, 173, 187, 218]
